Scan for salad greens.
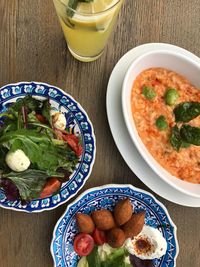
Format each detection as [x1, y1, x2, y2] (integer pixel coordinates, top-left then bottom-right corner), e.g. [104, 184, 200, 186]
[87, 246, 101, 267]
[0, 95, 81, 201]
[0, 169, 63, 200]
[41, 99, 52, 124]
[86, 246, 132, 267]
[0, 146, 8, 170]
[0, 129, 77, 174]
[173, 102, 200, 122]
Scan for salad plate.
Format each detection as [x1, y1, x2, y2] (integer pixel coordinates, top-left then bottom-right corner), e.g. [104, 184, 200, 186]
[106, 42, 200, 207]
[51, 184, 179, 267]
[0, 82, 96, 212]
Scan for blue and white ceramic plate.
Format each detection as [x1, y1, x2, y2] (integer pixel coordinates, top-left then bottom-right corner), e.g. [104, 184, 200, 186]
[51, 184, 179, 267]
[0, 82, 96, 212]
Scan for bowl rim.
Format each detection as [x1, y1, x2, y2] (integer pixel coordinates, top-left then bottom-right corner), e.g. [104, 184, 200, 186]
[122, 50, 200, 198]
[50, 183, 179, 267]
[0, 81, 96, 213]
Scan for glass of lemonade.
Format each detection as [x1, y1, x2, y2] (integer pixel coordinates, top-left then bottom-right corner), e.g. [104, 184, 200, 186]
[53, 0, 124, 62]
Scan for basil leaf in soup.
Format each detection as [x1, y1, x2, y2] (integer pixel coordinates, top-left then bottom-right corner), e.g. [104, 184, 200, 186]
[174, 102, 200, 122]
[180, 124, 200, 146]
[142, 86, 156, 100]
[181, 141, 191, 148]
[170, 125, 182, 151]
[155, 115, 168, 130]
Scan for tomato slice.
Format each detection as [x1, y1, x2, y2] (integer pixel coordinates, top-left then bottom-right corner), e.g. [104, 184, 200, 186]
[36, 114, 47, 124]
[54, 128, 64, 140]
[92, 228, 106, 245]
[62, 134, 83, 157]
[74, 233, 94, 256]
[54, 129, 83, 157]
[40, 178, 61, 199]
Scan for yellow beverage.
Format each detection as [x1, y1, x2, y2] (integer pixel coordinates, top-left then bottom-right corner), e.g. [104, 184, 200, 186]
[53, 0, 124, 62]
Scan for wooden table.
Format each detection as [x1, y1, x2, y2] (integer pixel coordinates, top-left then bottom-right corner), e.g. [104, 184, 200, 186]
[0, 0, 200, 266]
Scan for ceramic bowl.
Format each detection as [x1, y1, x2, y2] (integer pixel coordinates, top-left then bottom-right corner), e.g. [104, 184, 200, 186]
[51, 184, 179, 267]
[122, 50, 200, 198]
[0, 82, 96, 212]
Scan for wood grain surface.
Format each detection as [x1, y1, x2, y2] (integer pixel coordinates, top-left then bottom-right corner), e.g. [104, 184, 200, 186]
[0, 0, 200, 266]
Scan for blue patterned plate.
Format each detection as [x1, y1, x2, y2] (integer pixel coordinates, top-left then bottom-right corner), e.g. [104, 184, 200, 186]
[51, 184, 179, 267]
[0, 82, 96, 212]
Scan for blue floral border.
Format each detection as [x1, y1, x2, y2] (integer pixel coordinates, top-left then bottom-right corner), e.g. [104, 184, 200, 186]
[0, 82, 96, 212]
[51, 185, 178, 267]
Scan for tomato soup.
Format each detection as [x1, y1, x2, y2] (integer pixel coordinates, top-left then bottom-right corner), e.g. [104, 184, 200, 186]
[131, 68, 200, 184]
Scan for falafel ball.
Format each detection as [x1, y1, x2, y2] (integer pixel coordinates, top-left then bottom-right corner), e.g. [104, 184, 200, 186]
[123, 211, 146, 238]
[114, 198, 133, 226]
[91, 209, 116, 230]
[76, 213, 95, 234]
[107, 228, 126, 248]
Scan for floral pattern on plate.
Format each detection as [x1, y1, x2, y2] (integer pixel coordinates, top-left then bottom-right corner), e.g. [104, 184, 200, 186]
[0, 82, 96, 212]
[51, 184, 179, 267]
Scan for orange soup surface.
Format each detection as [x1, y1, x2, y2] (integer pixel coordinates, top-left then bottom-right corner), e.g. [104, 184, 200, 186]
[131, 68, 200, 184]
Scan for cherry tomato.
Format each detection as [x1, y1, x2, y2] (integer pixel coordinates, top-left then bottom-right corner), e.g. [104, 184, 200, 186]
[62, 134, 83, 157]
[92, 228, 106, 245]
[36, 114, 47, 124]
[40, 178, 61, 199]
[73, 233, 94, 256]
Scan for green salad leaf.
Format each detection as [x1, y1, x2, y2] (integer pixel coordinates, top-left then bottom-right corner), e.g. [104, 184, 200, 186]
[0, 95, 80, 201]
[174, 102, 200, 122]
[86, 247, 131, 267]
[87, 246, 101, 267]
[0, 129, 78, 174]
[2, 169, 63, 200]
[41, 99, 52, 124]
[10, 95, 41, 113]
[0, 146, 8, 170]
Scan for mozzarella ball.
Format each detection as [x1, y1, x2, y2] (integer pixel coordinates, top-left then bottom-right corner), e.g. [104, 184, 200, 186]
[52, 112, 67, 130]
[6, 149, 30, 172]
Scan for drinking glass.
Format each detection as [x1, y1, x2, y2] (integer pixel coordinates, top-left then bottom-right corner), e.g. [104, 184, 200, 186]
[53, 0, 124, 62]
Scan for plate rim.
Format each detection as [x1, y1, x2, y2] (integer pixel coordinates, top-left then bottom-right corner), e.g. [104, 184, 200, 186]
[50, 183, 179, 267]
[106, 42, 200, 207]
[0, 81, 96, 213]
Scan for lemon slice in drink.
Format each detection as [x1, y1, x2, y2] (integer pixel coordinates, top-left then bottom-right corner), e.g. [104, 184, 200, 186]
[76, 0, 119, 14]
